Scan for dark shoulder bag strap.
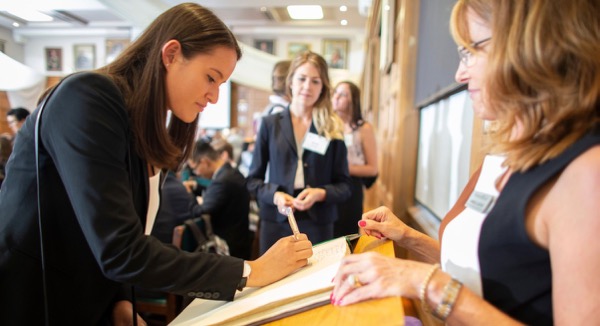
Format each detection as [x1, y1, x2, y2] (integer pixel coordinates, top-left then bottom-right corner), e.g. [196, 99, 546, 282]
[200, 214, 215, 237]
[184, 218, 210, 251]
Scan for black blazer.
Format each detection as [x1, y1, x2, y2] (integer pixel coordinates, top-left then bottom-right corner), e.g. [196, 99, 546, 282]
[193, 163, 251, 259]
[247, 109, 351, 224]
[0, 73, 242, 325]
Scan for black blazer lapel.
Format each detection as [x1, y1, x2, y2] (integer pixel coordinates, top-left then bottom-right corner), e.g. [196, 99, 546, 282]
[279, 109, 297, 155]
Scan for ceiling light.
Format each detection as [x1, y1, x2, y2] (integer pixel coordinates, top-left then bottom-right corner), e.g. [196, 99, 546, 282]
[341, 20, 348, 26]
[12, 22, 20, 27]
[340, 5, 348, 12]
[287, 5, 323, 20]
[6, 9, 53, 22]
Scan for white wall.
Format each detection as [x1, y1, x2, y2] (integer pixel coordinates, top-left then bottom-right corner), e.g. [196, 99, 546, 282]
[237, 32, 365, 84]
[23, 35, 108, 76]
[0, 26, 25, 63]
[16, 32, 363, 90]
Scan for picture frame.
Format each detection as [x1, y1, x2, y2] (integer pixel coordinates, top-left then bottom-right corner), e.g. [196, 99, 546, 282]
[73, 44, 95, 71]
[287, 42, 311, 60]
[253, 39, 275, 55]
[105, 39, 130, 64]
[322, 39, 349, 69]
[45, 47, 63, 71]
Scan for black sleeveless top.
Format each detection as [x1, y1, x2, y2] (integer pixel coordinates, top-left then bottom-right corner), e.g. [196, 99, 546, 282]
[479, 128, 600, 325]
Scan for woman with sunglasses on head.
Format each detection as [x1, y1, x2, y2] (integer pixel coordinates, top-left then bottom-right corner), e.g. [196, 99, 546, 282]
[332, 0, 600, 324]
[0, 4, 313, 325]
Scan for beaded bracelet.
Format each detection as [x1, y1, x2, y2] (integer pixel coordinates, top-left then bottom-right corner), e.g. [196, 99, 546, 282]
[419, 263, 440, 313]
[433, 278, 463, 321]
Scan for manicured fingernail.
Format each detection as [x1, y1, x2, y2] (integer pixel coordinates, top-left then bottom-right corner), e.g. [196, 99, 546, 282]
[358, 220, 366, 227]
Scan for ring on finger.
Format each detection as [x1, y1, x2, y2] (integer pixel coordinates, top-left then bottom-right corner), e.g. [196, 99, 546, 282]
[346, 274, 362, 288]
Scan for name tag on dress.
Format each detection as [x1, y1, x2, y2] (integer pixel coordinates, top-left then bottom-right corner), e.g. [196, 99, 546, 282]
[303, 132, 330, 155]
[466, 190, 496, 214]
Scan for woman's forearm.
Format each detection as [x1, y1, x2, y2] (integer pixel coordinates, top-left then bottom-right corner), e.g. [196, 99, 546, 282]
[398, 228, 441, 263]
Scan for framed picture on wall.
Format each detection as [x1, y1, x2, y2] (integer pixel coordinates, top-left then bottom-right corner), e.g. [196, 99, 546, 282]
[105, 39, 130, 64]
[73, 44, 95, 71]
[322, 39, 349, 69]
[45, 48, 63, 71]
[287, 42, 311, 59]
[253, 39, 275, 55]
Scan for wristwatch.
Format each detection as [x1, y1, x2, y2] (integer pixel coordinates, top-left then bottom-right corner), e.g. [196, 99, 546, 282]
[237, 261, 251, 291]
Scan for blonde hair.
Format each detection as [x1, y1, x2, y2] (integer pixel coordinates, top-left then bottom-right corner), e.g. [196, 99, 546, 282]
[451, 0, 600, 171]
[286, 51, 344, 140]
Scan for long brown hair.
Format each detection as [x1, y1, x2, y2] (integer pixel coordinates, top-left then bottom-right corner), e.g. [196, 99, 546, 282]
[335, 81, 363, 130]
[286, 51, 343, 140]
[97, 3, 242, 170]
[451, 0, 600, 172]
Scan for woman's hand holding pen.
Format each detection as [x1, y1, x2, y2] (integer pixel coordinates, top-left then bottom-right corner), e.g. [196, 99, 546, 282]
[274, 191, 295, 215]
[246, 234, 313, 287]
[359, 206, 412, 242]
[293, 187, 326, 211]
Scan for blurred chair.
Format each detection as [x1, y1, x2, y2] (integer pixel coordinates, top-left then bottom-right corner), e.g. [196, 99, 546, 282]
[135, 292, 179, 325]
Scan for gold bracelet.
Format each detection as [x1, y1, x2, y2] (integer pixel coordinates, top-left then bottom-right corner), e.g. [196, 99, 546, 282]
[419, 263, 440, 313]
[433, 278, 463, 321]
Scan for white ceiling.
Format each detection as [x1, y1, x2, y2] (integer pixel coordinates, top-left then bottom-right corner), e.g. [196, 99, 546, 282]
[0, 0, 371, 39]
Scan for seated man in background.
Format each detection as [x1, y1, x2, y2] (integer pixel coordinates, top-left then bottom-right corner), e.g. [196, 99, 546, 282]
[191, 141, 252, 259]
[211, 138, 236, 168]
[5, 107, 30, 145]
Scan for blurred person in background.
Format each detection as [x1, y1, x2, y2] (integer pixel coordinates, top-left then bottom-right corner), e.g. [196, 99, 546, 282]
[247, 51, 352, 254]
[331, 81, 378, 237]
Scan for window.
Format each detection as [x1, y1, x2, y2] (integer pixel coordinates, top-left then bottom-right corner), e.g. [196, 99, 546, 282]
[415, 85, 473, 220]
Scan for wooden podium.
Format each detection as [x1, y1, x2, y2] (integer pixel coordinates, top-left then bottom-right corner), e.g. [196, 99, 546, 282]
[264, 235, 404, 325]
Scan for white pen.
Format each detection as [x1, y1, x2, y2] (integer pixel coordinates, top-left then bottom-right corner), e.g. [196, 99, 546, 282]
[285, 206, 300, 240]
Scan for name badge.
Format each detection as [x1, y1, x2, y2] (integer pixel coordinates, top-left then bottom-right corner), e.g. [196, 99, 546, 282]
[302, 132, 330, 155]
[466, 190, 496, 214]
[344, 134, 353, 147]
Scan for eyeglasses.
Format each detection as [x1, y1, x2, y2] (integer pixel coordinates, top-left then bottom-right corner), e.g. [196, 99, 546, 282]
[457, 37, 491, 67]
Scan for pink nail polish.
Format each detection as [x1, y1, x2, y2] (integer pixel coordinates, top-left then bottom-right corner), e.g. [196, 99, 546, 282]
[358, 220, 366, 227]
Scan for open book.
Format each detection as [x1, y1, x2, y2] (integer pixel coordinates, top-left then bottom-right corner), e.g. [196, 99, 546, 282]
[170, 235, 358, 326]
